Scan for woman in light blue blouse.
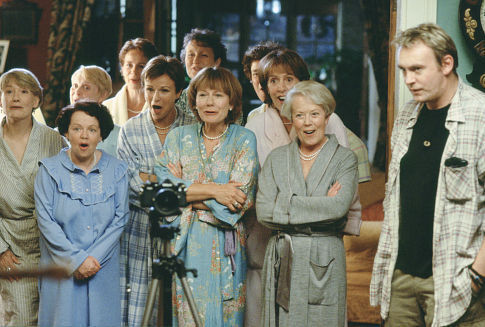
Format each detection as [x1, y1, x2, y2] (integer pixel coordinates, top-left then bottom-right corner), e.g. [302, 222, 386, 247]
[34, 101, 129, 327]
[155, 67, 258, 326]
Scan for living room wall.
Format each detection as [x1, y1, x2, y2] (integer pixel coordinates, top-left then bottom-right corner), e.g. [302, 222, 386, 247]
[437, 0, 475, 85]
[0, 0, 52, 85]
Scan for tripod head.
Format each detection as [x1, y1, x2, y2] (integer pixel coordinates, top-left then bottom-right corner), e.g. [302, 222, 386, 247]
[139, 179, 203, 327]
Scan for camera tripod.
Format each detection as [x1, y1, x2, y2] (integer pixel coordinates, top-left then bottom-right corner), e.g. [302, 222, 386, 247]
[141, 223, 203, 327]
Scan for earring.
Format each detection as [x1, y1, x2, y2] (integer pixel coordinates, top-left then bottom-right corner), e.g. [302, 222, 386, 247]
[229, 107, 232, 111]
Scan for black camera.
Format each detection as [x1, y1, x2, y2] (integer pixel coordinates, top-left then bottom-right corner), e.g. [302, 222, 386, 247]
[140, 179, 188, 216]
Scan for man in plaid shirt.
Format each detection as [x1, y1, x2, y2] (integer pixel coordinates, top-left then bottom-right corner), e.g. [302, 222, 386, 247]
[370, 23, 485, 326]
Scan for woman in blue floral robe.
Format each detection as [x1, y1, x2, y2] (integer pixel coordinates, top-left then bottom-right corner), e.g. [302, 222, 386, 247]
[155, 67, 258, 326]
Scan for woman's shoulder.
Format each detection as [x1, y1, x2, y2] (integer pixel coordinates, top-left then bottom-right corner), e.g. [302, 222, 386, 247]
[121, 110, 150, 133]
[231, 124, 255, 136]
[266, 142, 291, 162]
[35, 120, 64, 140]
[37, 150, 67, 181]
[169, 123, 199, 137]
[230, 124, 257, 146]
[103, 85, 126, 107]
[246, 103, 266, 121]
[100, 151, 128, 176]
[329, 135, 357, 164]
[245, 104, 266, 131]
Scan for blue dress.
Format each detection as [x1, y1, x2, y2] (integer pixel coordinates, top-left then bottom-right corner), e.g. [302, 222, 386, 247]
[34, 149, 129, 327]
[155, 123, 259, 326]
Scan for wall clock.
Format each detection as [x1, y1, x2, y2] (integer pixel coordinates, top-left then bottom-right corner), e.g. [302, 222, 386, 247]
[459, 0, 485, 91]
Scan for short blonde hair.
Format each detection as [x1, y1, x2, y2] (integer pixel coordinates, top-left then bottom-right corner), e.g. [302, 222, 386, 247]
[71, 65, 113, 98]
[281, 80, 335, 120]
[187, 67, 242, 124]
[0, 68, 43, 107]
[394, 23, 458, 72]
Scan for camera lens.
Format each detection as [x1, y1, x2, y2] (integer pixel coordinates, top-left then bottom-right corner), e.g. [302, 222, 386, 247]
[153, 188, 179, 216]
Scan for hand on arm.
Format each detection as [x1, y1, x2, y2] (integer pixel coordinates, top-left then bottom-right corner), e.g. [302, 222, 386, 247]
[139, 172, 157, 183]
[0, 250, 20, 281]
[187, 182, 246, 213]
[169, 158, 247, 212]
[327, 181, 342, 197]
[167, 162, 182, 179]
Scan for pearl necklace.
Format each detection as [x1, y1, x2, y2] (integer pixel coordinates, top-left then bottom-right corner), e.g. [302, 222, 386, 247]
[153, 118, 176, 136]
[299, 139, 328, 161]
[156, 130, 170, 135]
[68, 149, 97, 170]
[202, 124, 229, 140]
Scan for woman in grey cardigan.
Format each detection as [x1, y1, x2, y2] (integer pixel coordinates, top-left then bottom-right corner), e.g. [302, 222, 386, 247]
[256, 81, 358, 327]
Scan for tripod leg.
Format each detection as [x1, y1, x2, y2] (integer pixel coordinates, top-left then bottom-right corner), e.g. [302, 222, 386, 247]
[179, 276, 204, 327]
[157, 275, 165, 327]
[142, 278, 159, 326]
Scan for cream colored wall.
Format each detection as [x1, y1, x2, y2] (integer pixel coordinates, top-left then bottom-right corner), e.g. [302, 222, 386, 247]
[395, 0, 438, 112]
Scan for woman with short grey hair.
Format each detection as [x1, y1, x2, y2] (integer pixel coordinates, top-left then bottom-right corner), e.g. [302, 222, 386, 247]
[257, 80, 358, 326]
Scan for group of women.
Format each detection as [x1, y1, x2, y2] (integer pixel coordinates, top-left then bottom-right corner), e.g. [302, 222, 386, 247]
[0, 27, 359, 327]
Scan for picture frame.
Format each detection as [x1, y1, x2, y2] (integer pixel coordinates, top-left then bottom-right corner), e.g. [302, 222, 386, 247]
[0, 40, 9, 74]
[0, 0, 42, 45]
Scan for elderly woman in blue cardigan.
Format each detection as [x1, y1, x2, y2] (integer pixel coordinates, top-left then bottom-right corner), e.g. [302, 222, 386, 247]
[257, 81, 358, 327]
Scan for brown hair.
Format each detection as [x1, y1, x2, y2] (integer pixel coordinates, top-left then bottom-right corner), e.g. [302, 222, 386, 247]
[119, 38, 158, 66]
[242, 41, 283, 80]
[141, 55, 186, 93]
[180, 28, 227, 66]
[187, 67, 242, 124]
[258, 49, 310, 107]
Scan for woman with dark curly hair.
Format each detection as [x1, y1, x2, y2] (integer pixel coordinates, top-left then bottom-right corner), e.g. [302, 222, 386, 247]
[34, 101, 129, 326]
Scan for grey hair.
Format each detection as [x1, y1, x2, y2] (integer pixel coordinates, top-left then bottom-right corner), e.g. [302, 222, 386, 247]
[281, 80, 336, 121]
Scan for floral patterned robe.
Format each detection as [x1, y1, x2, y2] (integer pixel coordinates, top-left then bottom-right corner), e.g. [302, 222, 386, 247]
[155, 123, 258, 326]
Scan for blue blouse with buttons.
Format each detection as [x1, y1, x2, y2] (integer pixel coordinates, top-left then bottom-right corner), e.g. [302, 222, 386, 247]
[34, 148, 129, 327]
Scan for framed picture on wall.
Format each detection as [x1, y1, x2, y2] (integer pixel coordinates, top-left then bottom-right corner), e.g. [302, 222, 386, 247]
[0, 40, 9, 73]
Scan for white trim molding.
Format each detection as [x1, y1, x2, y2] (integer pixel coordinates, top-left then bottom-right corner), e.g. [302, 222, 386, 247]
[395, 0, 438, 111]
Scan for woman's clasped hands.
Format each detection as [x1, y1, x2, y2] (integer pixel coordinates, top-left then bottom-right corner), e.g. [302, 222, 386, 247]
[73, 256, 100, 280]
